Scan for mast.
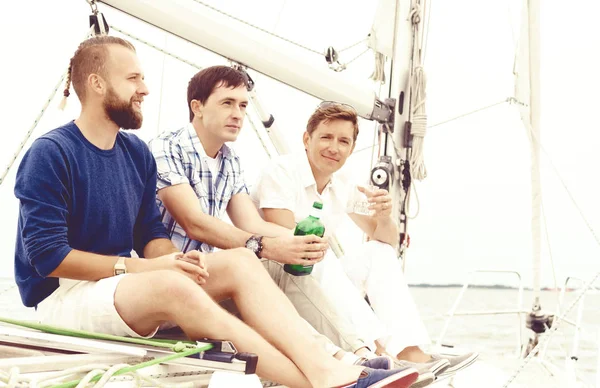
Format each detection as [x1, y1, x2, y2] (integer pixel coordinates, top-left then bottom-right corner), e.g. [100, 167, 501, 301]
[385, 0, 423, 263]
[516, 0, 549, 356]
[527, 0, 542, 306]
[516, 0, 542, 304]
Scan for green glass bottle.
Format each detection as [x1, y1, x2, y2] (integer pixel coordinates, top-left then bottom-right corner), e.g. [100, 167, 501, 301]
[284, 202, 326, 276]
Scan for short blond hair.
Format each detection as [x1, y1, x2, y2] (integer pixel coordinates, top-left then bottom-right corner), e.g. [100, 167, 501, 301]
[306, 103, 359, 142]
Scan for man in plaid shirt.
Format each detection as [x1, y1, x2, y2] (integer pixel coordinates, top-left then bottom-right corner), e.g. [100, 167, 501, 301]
[149, 66, 402, 370]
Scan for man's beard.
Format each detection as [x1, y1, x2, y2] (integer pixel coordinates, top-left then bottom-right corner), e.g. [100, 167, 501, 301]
[103, 87, 143, 130]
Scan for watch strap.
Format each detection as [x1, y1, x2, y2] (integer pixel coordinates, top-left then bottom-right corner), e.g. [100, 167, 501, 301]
[114, 257, 127, 276]
[245, 235, 264, 258]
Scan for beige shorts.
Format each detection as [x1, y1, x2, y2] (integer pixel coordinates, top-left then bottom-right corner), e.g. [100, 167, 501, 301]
[36, 275, 159, 338]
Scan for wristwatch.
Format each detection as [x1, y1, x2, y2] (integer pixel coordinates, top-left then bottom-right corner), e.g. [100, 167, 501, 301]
[114, 257, 127, 276]
[245, 235, 264, 258]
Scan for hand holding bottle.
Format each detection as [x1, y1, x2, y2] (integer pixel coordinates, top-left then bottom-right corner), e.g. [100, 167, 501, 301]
[284, 202, 326, 276]
[261, 234, 328, 264]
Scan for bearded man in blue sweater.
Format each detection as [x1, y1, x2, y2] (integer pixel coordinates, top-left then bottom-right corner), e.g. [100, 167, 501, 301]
[12, 35, 419, 388]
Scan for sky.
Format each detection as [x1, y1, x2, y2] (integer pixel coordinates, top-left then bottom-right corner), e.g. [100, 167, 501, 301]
[0, 0, 599, 291]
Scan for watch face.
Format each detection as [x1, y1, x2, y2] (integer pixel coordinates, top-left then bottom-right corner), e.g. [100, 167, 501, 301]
[247, 238, 259, 252]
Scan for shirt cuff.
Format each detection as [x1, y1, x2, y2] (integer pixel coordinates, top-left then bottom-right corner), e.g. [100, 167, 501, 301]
[157, 172, 190, 190]
[259, 199, 294, 212]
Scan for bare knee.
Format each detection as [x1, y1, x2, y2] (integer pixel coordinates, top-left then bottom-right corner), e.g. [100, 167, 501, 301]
[221, 247, 265, 272]
[149, 268, 192, 290]
[119, 270, 205, 311]
[233, 247, 262, 261]
[115, 270, 213, 333]
[212, 248, 267, 290]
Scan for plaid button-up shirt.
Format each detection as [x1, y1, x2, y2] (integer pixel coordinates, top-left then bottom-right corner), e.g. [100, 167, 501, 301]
[149, 124, 248, 253]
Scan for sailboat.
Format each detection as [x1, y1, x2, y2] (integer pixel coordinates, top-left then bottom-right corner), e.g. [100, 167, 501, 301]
[1, 0, 599, 387]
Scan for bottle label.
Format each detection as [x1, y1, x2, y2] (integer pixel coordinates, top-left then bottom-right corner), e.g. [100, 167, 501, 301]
[293, 225, 325, 238]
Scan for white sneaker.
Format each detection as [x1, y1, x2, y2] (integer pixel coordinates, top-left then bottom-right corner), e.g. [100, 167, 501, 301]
[429, 351, 479, 376]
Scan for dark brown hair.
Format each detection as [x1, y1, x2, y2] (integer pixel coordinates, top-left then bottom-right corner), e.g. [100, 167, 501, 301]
[63, 36, 136, 103]
[187, 66, 249, 122]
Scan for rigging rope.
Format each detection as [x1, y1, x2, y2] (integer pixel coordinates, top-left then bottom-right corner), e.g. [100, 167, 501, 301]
[109, 26, 205, 70]
[0, 318, 211, 387]
[409, 68, 427, 180]
[407, 181, 421, 219]
[370, 51, 386, 83]
[0, 284, 17, 297]
[338, 38, 369, 53]
[111, 25, 276, 161]
[540, 198, 559, 292]
[502, 93, 600, 385]
[345, 47, 370, 65]
[518, 99, 600, 250]
[385, 133, 421, 221]
[502, 270, 600, 387]
[52, 346, 207, 388]
[0, 27, 96, 187]
[0, 346, 208, 388]
[0, 78, 64, 185]
[353, 142, 381, 156]
[537, 146, 600, 250]
[329, 47, 371, 72]
[428, 99, 509, 129]
[421, 0, 432, 65]
[190, 0, 322, 56]
[86, 0, 99, 16]
[408, 1, 428, 181]
[245, 110, 273, 160]
[190, 0, 370, 73]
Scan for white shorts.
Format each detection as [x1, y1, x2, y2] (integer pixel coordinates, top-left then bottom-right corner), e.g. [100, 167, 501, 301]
[36, 275, 159, 338]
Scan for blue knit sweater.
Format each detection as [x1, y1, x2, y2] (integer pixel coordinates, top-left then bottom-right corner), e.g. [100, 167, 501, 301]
[14, 121, 169, 307]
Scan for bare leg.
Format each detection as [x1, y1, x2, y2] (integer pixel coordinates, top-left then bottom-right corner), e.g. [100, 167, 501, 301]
[200, 248, 366, 387]
[374, 339, 431, 363]
[114, 255, 365, 388]
[396, 346, 431, 363]
[114, 270, 311, 387]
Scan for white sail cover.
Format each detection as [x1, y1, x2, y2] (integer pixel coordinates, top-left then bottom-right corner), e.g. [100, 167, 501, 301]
[368, 0, 396, 57]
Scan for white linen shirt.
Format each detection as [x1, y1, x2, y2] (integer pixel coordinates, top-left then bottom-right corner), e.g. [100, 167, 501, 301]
[250, 152, 353, 237]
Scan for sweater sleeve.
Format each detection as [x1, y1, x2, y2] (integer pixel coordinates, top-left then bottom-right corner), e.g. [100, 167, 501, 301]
[133, 148, 170, 256]
[14, 139, 73, 277]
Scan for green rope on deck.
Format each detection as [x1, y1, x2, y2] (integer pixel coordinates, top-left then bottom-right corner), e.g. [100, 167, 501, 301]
[49, 346, 210, 388]
[0, 317, 201, 352]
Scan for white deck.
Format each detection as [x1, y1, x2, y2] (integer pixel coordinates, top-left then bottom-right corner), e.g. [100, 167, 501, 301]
[1, 347, 587, 388]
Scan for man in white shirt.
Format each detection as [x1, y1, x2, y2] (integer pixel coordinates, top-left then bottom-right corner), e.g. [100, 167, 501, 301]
[251, 102, 478, 377]
[149, 65, 417, 376]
